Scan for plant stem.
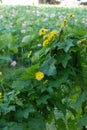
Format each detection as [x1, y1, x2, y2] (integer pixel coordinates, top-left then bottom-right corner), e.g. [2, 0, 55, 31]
[57, 28, 63, 42]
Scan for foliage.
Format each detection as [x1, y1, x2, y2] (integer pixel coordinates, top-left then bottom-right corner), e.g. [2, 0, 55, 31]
[0, 5, 87, 130]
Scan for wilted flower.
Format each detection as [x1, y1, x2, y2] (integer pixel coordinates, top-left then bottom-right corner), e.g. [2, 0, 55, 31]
[11, 61, 17, 67]
[35, 71, 44, 81]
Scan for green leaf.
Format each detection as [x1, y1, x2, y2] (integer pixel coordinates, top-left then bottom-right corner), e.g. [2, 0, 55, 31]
[0, 56, 12, 62]
[57, 53, 71, 68]
[27, 114, 46, 130]
[20, 35, 30, 47]
[22, 64, 39, 80]
[31, 52, 40, 63]
[78, 114, 87, 128]
[36, 95, 51, 105]
[68, 119, 78, 130]
[12, 80, 30, 90]
[0, 42, 3, 48]
[56, 119, 66, 130]
[76, 89, 87, 108]
[8, 122, 23, 130]
[15, 104, 35, 119]
[22, 35, 30, 43]
[1, 105, 15, 115]
[57, 39, 74, 52]
[0, 33, 13, 44]
[49, 69, 69, 89]
[0, 119, 8, 129]
[23, 104, 36, 119]
[40, 56, 56, 76]
[9, 46, 18, 53]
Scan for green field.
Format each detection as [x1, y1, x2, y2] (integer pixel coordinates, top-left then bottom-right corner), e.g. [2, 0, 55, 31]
[0, 5, 87, 130]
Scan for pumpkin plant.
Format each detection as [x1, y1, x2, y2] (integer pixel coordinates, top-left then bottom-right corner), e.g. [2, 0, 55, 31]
[0, 11, 87, 130]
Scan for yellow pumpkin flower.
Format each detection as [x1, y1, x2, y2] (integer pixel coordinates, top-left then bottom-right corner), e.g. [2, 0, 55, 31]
[0, 92, 2, 98]
[43, 34, 50, 39]
[39, 28, 47, 36]
[44, 34, 52, 41]
[61, 20, 67, 28]
[43, 39, 49, 47]
[35, 71, 44, 81]
[27, 51, 32, 58]
[0, 72, 2, 76]
[50, 30, 58, 36]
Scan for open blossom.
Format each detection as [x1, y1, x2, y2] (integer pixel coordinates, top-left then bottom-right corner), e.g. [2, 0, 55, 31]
[35, 71, 44, 81]
[43, 39, 49, 47]
[11, 61, 17, 67]
[21, 29, 26, 33]
[43, 30, 58, 42]
[39, 28, 47, 36]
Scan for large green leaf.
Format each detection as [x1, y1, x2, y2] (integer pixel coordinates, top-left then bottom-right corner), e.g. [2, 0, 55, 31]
[76, 89, 87, 108]
[0, 33, 15, 48]
[57, 53, 71, 68]
[78, 114, 87, 128]
[20, 35, 30, 47]
[57, 39, 74, 52]
[27, 114, 46, 130]
[40, 56, 56, 76]
[15, 104, 36, 119]
[23, 104, 36, 119]
[36, 94, 51, 105]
